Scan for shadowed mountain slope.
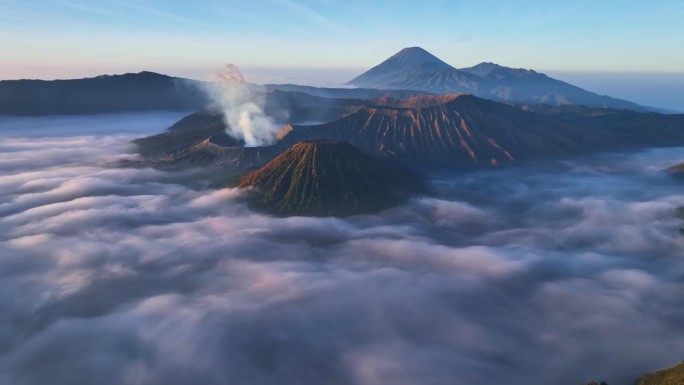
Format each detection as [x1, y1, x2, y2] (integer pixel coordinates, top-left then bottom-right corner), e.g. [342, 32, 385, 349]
[524, 104, 684, 145]
[237, 140, 423, 216]
[278, 94, 611, 167]
[262, 83, 429, 99]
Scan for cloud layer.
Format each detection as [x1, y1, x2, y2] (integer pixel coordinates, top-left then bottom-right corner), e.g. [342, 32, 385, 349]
[1, 114, 684, 385]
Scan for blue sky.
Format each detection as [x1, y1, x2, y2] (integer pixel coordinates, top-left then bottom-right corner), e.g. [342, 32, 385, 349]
[1, 0, 683, 81]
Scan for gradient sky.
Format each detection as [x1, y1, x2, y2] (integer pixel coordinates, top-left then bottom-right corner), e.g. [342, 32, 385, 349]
[1, 0, 683, 81]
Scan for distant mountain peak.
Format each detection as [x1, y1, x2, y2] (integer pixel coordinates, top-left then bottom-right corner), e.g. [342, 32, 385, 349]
[275, 92, 593, 168]
[461, 62, 541, 78]
[346, 47, 645, 110]
[470, 62, 504, 71]
[397, 46, 430, 53]
[137, 70, 165, 76]
[389, 47, 449, 66]
[94, 71, 171, 80]
[346, 47, 453, 87]
[373, 46, 452, 70]
[131, 71, 172, 79]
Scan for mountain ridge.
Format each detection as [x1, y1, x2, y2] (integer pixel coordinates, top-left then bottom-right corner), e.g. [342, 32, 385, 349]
[346, 47, 454, 89]
[277, 93, 606, 167]
[347, 47, 650, 112]
[133, 92, 684, 175]
[0, 71, 209, 115]
[237, 140, 423, 216]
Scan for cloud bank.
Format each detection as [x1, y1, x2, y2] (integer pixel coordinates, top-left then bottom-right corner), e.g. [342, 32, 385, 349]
[1, 114, 684, 385]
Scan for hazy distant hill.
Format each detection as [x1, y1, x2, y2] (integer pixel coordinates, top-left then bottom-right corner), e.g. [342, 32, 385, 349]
[346, 47, 649, 112]
[0, 71, 415, 117]
[524, 103, 684, 146]
[261, 84, 429, 99]
[0, 72, 208, 115]
[260, 89, 364, 123]
[278, 94, 613, 167]
[237, 140, 423, 216]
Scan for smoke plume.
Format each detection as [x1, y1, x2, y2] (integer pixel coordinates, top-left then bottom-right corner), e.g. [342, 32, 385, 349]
[208, 64, 279, 147]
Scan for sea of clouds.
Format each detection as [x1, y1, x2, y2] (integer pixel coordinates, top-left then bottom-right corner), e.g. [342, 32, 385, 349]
[1, 113, 684, 385]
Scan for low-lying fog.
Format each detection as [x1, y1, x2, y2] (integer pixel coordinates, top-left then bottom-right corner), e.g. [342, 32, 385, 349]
[1, 113, 684, 385]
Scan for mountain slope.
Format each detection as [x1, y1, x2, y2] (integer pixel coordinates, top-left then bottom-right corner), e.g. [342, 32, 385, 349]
[346, 47, 457, 89]
[346, 47, 649, 111]
[260, 89, 364, 123]
[134, 93, 684, 173]
[460, 62, 648, 110]
[237, 140, 423, 216]
[152, 89, 365, 133]
[0, 71, 209, 115]
[278, 94, 611, 167]
[525, 104, 684, 145]
[637, 361, 684, 385]
[132, 114, 280, 172]
[262, 84, 429, 100]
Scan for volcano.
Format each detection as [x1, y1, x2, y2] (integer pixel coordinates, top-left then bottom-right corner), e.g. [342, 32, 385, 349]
[237, 140, 423, 216]
[278, 94, 610, 168]
[347, 47, 648, 111]
[346, 47, 456, 89]
[346, 47, 479, 95]
[0, 71, 209, 115]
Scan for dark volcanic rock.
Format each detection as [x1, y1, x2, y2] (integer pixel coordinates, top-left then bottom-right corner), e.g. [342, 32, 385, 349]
[166, 89, 367, 132]
[278, 94, 610, 168]
[237, 140, 423, 217]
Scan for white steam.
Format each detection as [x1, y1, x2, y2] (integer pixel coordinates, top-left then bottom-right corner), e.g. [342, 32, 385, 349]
[208, 64, 279, 147]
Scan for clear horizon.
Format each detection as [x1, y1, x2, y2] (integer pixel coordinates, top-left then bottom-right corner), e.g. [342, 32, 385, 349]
[1, 0, 683, 76]
[2, 0, 683, 110]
